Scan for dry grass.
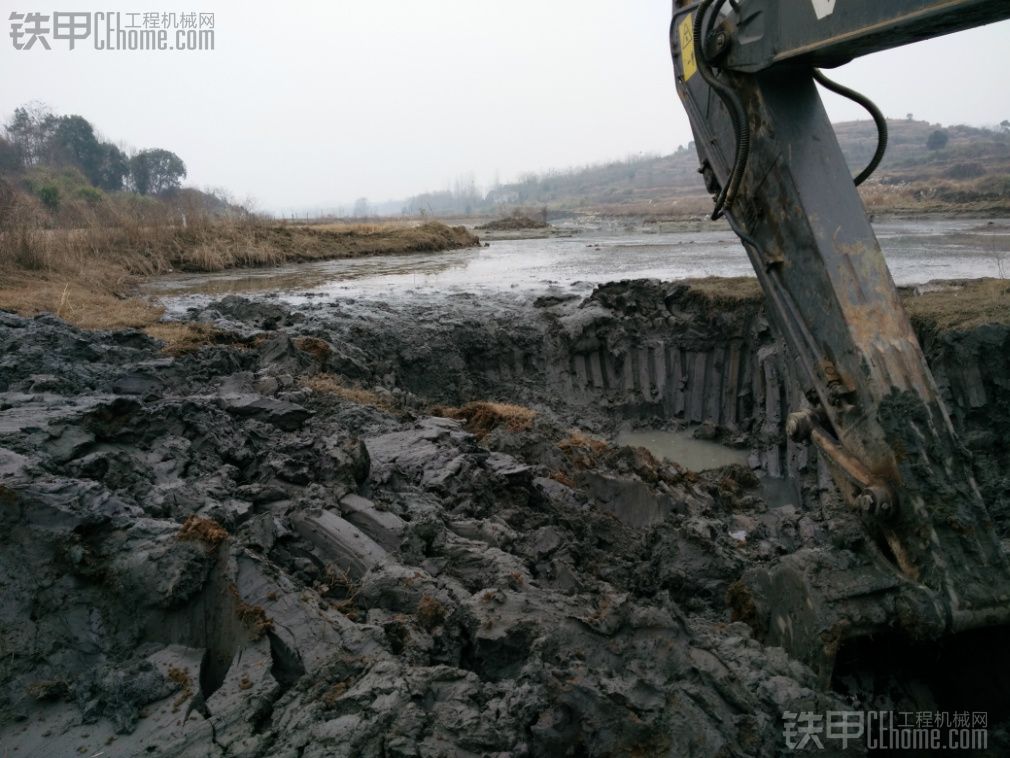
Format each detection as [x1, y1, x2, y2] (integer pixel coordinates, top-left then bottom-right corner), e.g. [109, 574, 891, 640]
[859, 175, 1010, 216]
[581, 174, 1010, 221]
[177, 515, 229, 546]
[321, 681, 350, 706]
[2, 219, 477, 277]
[586, 194, 715, 221]
[726, 580, 759, 626]
[0, 220, 476, 332]
[167, 665, 194, 711]
[431, 401, 537, 439]
[144, 322, 230, 354]
[903, 278, 1010, 331]
[415, 595, 447, 630]
[307, 222, 389, 233]
[292, 336, 332, 363]
[673, 277, 1010, 331]
[2, 200, 479, 279]
[321, 564, 362, 620]
[0, 276, 165, 330]
[235, 601, 273, 639]
[557, 430, 610, 470]
[683, 276, 763, 304]
[549, 470, 576, 488]
[25, 679, 70, 701]
[0, 273, 237, 354]
[0, 180, 170, 330]
[476, 213, 548, 231]
[1, 176, 478, 331]
[301, 373, 392, 410]
[228, 585, 273, 640]
[558, 430, 609, 455]
[155, 220, 479, 273]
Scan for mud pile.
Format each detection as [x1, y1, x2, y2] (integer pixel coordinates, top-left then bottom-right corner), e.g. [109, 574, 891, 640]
[1, 279, 1009, 756]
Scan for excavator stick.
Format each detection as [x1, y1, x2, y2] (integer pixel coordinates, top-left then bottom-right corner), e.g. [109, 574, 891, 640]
[670, 0, 1010, 684]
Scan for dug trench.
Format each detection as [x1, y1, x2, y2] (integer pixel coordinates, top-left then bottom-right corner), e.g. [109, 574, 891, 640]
[1, 277, 1009, 756]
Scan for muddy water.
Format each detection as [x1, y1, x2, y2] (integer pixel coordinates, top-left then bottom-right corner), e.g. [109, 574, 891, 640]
[149, 217, 1010, 308]
[616, 429, 749, 471]
[616, 428, 805, 508]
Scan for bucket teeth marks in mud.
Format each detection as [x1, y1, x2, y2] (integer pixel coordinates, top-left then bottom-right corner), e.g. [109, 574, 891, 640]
[3, 283, 1010, 755]
[338, 493, 405, 552]
[288, 508, 388, 579]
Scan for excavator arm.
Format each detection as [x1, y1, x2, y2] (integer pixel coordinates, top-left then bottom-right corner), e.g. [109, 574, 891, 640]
[670, 0, 1010, 680]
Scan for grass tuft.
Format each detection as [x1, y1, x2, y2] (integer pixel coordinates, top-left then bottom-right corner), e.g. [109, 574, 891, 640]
[144, 322, 229, 355]
[301, 374, 392, 409]
[431, 401, 537, 439]
[558, 431, 610, 469]
[177, 515, 229, 546]
[415, 595, 447, 630]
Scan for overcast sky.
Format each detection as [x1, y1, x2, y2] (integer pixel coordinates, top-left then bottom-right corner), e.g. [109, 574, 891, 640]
[3, 0, 1009, 213]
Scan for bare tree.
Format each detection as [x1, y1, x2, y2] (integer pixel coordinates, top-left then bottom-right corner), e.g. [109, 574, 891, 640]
[4, 101, 56, 166]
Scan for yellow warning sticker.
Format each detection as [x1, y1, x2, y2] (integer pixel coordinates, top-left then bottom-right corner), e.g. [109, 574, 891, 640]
[679, 15, 697, 81]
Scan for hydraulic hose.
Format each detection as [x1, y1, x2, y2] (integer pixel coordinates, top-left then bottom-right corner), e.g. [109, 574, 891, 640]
[692, 0, 751, 218]
[813, 69, 888, 185]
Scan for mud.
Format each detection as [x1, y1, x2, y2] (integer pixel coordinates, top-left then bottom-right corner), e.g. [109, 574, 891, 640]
[2, 278, 1009, 756]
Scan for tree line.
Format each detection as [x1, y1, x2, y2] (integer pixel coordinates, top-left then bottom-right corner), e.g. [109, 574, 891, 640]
[0, 102, 187, 196]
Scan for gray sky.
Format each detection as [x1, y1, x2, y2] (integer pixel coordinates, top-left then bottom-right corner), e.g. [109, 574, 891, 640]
[3, 0, 1009, 214]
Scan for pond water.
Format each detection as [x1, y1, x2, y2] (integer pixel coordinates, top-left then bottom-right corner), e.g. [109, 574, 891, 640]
[148, 217, 1010, 309]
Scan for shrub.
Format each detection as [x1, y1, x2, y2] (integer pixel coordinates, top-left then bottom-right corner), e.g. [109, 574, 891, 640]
[37, 184, 59, 211]
[76, 186, 104, 205]
[927, 130, 949, 151]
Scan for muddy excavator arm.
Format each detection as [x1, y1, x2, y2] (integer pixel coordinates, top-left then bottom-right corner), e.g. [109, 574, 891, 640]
[669, 0, 1010, 680]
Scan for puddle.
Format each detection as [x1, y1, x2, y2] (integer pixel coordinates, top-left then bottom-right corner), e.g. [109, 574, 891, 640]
[616, 429, 749, 471]
[618, 428, 803, 507]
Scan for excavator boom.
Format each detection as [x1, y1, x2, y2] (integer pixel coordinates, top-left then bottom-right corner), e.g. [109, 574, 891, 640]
[720, 0, 1010, 72]
[670, 0, 1010, 678]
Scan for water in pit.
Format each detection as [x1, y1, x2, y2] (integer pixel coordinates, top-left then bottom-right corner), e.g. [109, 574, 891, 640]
[617, 429, 803, 510]
[616, 429, 749, 472]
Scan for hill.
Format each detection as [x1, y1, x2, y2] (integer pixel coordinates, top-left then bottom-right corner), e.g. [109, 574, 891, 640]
[404, 119, 1010, 219]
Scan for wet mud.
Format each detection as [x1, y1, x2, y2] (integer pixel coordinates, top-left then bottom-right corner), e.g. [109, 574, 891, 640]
[2, 278, 1009, 756]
